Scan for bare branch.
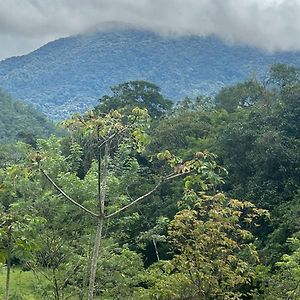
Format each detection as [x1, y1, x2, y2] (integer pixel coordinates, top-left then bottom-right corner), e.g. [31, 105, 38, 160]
[40, 168, 99, 218]
[105, 170, 192, 219]
[165, 170, 192, 181]
[105, 181, 162, 219]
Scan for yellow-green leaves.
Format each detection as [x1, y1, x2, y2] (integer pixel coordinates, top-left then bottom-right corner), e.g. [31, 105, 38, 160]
[164, 192, 268, 299]
[157, 150, 172, 161]
[62, 107, 151, 153]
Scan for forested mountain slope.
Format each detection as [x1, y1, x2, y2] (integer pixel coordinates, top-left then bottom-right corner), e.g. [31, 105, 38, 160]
[0, 65, 300, 299]
[0, 89, 55, 143]
[0, 27, 300, 120]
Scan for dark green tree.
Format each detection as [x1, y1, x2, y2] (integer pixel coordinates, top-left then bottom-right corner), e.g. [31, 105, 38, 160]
[95, 81, 172, 118]
[266, 64, 300, 89]
[215, 80, 266, 112]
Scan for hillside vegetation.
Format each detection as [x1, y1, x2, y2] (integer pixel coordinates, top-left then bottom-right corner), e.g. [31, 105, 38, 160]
[0, 89, 55, 143]
[1, 64, 299, 299]
[0, 28, 300, 120]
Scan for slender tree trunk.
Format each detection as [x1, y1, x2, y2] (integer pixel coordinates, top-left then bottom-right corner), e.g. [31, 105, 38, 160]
[5, 252, 11, 300]
[87, 140, 109, 300]
[88, 217, 104, 300]
[87, 217, 104, 300]
[5, 230, 12, 300]
[153, 239, 160, 261]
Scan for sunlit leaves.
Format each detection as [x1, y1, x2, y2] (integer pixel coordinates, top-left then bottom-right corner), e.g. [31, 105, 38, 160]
[163, 192, 268, 299]
[62, 107, 151, 155]
[257, 237, 300, 299]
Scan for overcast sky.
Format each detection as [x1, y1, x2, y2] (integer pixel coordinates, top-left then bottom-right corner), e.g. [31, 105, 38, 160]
[0, 0, 299, 60]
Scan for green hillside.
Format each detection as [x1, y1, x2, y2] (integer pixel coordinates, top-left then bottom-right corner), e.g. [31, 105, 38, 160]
[0, 89, 56, 143]
[1, 28, 300, 120]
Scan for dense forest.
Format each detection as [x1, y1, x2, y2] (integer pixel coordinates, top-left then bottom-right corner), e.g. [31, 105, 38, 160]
[1, 28, 300, 120]
[0, 63, 299, 299]
[0, 89, 56, 144]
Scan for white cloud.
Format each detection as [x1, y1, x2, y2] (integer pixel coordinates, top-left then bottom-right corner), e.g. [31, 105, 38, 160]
[0, 0, 300, 59]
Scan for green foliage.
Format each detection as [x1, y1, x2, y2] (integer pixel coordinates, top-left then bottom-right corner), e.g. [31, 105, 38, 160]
[0, 142, 32, 168]
[0, 160, 47, 299]
[0, 164, 45, 260]
[141, 66, 299, 298]
[267, 63, 300, 89]
[215, 79, 266, 112]
[137, 193, 268, 299]
[63, 107, 151, 151]
[0, 89, 56, 143]
[1, 30, 299, 120]
[0, 268, 38, 299]
[95, 81, 172, 119]
[94, 243, 145, 299]
[0, 64, 299, 298]
[256, 237, 300, 299]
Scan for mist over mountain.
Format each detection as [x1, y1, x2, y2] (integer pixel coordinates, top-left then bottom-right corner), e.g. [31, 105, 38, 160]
[0, 27, 300, 120]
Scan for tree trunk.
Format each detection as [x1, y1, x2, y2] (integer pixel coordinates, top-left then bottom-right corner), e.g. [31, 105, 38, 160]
[5, 254, 11, 300]
[87, 217, 104, 300]
[5, 231, 12, 300]
[153, 239, 160, 261]
[87, 140, 109, 300]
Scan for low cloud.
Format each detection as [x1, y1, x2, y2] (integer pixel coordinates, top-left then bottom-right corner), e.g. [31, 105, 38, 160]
[0, 0, 300, 59]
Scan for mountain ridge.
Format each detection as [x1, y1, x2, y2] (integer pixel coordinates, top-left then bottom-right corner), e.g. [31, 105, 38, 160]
[0, 27, 300, 120]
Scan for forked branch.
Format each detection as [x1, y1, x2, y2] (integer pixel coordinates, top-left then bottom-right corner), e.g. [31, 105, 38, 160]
[40, 164, 192, 220]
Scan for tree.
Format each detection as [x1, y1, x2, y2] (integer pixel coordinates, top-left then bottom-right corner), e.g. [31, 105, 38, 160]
[257, 236, 300, 299]
[266, 64, 300, 89]
[176, 199, 265, 298]
[35, 108, 208, 299]
[165, 194, 267, 299]
[215, 80, 266, 112]
[95, 81, 173, 118]
[135, 157, 268, 299]
[0, 164, 44, 300]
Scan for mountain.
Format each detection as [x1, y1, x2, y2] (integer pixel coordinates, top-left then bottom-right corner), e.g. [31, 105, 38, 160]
[0, 27, 300, 120]
[0, 89, 56, 143]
